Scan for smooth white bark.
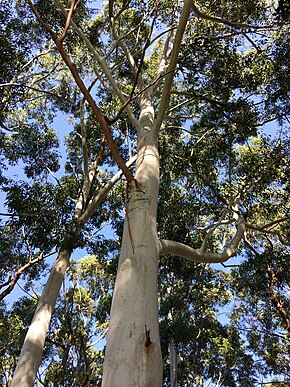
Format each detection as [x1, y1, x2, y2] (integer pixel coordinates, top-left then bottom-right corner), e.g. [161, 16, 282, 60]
[11, 239, 75, 387]
[102, 99, 163, 386]
[159, 216, 246, 263]
[11, 160, 136, 386]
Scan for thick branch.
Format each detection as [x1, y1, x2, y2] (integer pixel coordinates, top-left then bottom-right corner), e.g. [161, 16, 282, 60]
[153, 0, 191, 137]
[159, 216, 245, 263]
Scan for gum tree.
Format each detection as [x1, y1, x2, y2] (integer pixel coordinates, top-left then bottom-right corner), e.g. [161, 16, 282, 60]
[3, 0, 290, 386]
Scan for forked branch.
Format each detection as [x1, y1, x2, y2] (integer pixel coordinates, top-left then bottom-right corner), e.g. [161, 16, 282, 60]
[54, 0, 140, 131]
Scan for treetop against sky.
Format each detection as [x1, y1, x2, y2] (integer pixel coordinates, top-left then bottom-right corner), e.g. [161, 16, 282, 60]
[0, 1, 290, 386]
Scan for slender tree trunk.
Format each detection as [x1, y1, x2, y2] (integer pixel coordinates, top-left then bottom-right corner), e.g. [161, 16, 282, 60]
[169, 340, 178, 387]
[11, 227, 79, 387]
[102, 126, 162, 386]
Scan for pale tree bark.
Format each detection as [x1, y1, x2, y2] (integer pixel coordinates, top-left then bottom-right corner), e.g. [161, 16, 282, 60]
[101, 1, 192, 384]
[101, 93, 162, 385]
[159, 214, 246, 263]
[11, 156, 136, 387]
[15, 1, 192, 385]
[10, 229, 78, 387]
[101, 136, 162, 386]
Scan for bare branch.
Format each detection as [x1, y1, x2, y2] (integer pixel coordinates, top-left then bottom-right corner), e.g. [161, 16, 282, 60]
[105, 10, 149, 61]
[110, 68, 175, 124]
[80, 100, 89, 180]
[27, 0, 57, 37]
[110, 17, 145, 89]
[0, 82, 62, 99]
[28, 0, 135, 183]
[0, 251, 47, 301]
[246, 217, 290, 246]
[200, 208, 228, 251]
[60, 0, 76, 43]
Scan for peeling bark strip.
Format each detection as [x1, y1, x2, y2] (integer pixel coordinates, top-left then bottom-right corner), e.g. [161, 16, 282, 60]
[267, 268, 290, 333]
[26, 0, 134, 184]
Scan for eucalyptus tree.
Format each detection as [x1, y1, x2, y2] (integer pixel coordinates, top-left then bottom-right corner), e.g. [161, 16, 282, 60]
[3, 0, 290, 386]
[0, 1, 134, 385]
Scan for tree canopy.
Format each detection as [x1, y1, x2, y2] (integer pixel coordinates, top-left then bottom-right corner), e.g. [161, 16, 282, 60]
[0, 0, 290, 386]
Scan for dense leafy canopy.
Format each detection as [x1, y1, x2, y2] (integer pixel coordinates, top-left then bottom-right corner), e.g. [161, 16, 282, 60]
[0, 0, 290, 385]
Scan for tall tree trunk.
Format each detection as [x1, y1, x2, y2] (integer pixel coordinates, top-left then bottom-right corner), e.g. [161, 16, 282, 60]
[102, 129, 162, 386]
[11, 227, 78, 387]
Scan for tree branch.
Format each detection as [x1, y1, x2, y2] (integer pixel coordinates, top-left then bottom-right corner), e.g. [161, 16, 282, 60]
[79, 154, 137, 224]
[246, 217, 290, 246]
[110, 16, 145, 90]
[0, 251, 47, 301]
[267, 268, 290, 333]
[152, 0, 191, 137]
[159, 215, 245, 263]
[80, 100, 89, 180]
[27, 0, 135, 183]
[0, 82, 62, 99]
[200, 208, 228, 251]
[60, 0, 76, 43]
[53, 0, 140, 131]
[190, 1, 270, 29]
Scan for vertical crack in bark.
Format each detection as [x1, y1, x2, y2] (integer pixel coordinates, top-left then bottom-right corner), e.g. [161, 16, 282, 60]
[145, 325, 151, 347]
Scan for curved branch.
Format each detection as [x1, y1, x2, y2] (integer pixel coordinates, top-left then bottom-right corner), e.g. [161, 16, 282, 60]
[191, 1, 270, 29]
[159, 216, 245, 263]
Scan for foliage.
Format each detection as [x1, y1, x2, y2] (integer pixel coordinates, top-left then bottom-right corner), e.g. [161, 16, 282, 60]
[0, 0, 290, 385]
